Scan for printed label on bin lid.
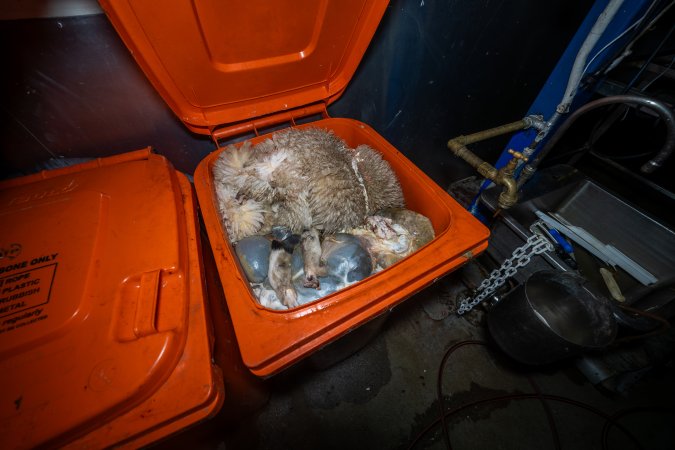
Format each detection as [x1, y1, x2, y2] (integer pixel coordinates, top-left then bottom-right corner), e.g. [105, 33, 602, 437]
[0, 155, 194, 447]
[99, 0, 389, 135]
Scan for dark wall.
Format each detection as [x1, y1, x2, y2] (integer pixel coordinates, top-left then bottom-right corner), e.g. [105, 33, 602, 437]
[0, 14, 215, 178]
[330, 0, 593, 188]
[1, 1, 592, 186]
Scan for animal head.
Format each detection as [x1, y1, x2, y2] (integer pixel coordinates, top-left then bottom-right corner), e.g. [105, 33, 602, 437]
[352, 145, 405, 212]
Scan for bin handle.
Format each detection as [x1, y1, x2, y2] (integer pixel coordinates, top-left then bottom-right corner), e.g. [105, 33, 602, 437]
[134, 270, 160, 337]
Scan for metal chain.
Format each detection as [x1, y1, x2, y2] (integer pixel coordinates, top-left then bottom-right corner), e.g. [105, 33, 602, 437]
[457, 231, 554, 315]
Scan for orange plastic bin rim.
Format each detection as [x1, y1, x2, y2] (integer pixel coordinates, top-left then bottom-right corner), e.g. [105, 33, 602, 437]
[194, 118, 490, 377]
[99, 0, 390, 135]
[0, 150, 223, 449]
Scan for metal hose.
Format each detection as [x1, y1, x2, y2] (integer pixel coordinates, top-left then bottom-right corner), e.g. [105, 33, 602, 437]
[532, 94, 675, 173]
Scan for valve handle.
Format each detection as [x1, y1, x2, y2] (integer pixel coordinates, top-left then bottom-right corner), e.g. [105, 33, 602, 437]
[507, 149, 528, 162]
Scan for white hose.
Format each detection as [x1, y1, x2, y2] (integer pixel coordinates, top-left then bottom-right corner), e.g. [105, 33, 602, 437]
[556, 0, 625, 114]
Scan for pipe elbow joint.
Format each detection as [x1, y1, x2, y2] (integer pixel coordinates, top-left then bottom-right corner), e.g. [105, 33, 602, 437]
[497, 178, 518, 210]
[524, 115, 547, 132]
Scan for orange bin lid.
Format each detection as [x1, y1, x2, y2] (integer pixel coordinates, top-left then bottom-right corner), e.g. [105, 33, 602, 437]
[0, 150, 223, 448]
[99, 0, 390, 135]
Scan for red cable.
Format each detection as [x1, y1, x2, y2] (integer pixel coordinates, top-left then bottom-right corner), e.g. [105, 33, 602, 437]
[436, 340, 485, 450]
[601, 407, 675, 449]
[526, 376, 562, 450]
[411, 339, 658, 450]
[408, 393, 646, 450]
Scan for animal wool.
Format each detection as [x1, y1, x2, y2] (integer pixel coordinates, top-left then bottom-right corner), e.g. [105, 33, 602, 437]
[213, 128, 404, 242]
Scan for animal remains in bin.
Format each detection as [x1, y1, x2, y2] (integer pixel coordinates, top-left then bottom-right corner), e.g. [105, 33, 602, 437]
[213, 127, 434, 309]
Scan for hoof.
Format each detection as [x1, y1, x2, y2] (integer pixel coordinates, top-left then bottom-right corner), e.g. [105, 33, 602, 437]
[282, 288, 299, 308]
[303, 274, 321, 289]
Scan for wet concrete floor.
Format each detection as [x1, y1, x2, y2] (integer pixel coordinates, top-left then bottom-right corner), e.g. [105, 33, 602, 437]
[157, 272, 675, 450]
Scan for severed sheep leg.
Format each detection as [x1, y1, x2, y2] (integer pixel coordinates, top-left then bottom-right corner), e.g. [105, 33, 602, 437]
[268, 240, 298, 308]
[301, 228, 328, 289]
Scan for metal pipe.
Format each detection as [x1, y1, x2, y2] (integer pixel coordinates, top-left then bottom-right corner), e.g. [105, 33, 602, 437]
[530, 94, 675, 173]
[448, 119, 532, 148]
[448, 119, 538, 209]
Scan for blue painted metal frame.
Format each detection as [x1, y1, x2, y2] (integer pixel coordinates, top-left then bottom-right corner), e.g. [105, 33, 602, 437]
[470, 0, 653, 213]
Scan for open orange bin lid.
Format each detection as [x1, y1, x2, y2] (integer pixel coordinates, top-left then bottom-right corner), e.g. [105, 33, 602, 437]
[98, 0, 391, 136]
[0, 150, 223, 448]
[99, 0, 490, 377]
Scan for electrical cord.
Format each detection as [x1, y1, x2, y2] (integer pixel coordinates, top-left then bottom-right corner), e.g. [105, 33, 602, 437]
[435, 340, 484, 450]
[526, 375, 562, 450]
[582, 0, 660, 76]
[409, 340, 674, 450]
[592, 0, 674, 77]
[601, 406, 675, 449]
[603, 0, 675, 75]
[622, 22, 675, 93]
[409, 392, 647, 450]
[613, 304, 671, 344]
[640, 54, 675, 92]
